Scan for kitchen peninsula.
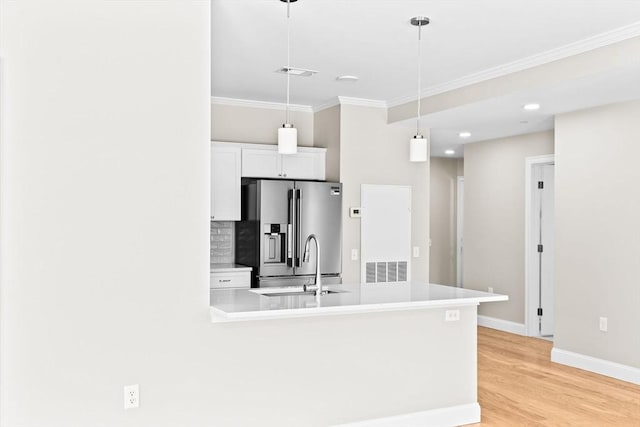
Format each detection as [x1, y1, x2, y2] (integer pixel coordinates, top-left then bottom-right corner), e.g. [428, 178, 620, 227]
[210, 282, 507, 426]
[211, 282, 506, 322]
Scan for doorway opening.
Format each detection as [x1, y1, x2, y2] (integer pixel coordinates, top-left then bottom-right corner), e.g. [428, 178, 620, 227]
[525, 155, 555, 338]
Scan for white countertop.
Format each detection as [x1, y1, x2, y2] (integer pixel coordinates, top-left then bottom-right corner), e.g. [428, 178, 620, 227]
[210, 282, 508, 322]
[210, 263, 252, 273]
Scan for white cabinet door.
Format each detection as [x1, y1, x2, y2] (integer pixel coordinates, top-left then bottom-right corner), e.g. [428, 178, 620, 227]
[211, 144, 241, 220]
[281, 151, 326, 180]
[242, 148, 281, 178]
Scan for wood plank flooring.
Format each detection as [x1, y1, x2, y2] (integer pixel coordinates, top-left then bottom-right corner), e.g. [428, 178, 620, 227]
[470, 327, 640, 426]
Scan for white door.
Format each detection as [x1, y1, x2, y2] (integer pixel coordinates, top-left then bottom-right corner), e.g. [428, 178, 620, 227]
[533, 163, 555, 336]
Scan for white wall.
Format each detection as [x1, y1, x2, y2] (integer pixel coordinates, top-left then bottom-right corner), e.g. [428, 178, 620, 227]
[0, 1, 210, 425]
[554, 100, 640, 369]
[463, 131, 554, 323]
[339, 105, 430, 283]
[0, 3, 470, 426]
[313, 105, 341, 182]
[211, 103, 314, 146]
[429, 157, 461, 286]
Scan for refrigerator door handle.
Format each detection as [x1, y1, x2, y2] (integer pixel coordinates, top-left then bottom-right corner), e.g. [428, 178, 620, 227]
[295, 188, 302, 267]
[287, 189, 294, 267]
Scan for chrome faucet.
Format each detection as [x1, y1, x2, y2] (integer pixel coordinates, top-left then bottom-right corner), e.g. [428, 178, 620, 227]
[302, 234, 322, 296]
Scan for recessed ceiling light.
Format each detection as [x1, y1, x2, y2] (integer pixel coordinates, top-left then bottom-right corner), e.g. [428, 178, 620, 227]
[523, 103, 540, 111]
[275, 67, 318, 77]
[459, 132, 471, 138]
[336, 75, 359, 82]
[444, 149, 455, 155]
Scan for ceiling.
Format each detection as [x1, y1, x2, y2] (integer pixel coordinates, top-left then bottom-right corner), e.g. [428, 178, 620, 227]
[212, 0, 640, 157]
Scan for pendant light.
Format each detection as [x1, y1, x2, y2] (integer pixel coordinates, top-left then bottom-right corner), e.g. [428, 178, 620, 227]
[409, 16, 430, 162]
[278, 0, 298, 154]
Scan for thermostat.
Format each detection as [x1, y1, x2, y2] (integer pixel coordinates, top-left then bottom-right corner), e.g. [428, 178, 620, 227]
[349, 207, 362, 218]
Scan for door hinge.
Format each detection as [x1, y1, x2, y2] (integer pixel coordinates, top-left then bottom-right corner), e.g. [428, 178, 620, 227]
[538, 181, 544, 189]
[537, 308, 543, 316]
[537, 244, 543, 253]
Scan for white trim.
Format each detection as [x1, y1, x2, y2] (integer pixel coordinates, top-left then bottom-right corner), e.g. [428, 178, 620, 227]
[332, 402, 480, 427]
[456, 176, 464, 287]
[211, 96, 313, 113]
[524, 155, 555, 337]
[551, 348, 640, 385]
[337, 96, 388, 109]
[313, 97, 341, 112]
[477, 315, 526, 336]
[387, 21, 640, 107]
[211, 95, 389, 113]
[210, 141, 326, 153]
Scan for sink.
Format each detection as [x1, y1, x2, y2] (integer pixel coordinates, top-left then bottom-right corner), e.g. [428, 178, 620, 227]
[249, 288, 348, 297]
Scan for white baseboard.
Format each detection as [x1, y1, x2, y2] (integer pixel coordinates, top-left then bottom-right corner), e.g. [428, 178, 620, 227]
[477, 315, 526, 335]
[551, 347, 640, 385]
[332, 402, 480, 427]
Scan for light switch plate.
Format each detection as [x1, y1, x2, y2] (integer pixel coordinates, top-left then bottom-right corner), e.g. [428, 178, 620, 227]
[351, 249, 358, 261]
[412, 246, 420, 258]
[599, 317, 608, 332]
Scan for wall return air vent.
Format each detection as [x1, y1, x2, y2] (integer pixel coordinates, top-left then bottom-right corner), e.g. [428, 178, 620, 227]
[365, 261, 408, 283]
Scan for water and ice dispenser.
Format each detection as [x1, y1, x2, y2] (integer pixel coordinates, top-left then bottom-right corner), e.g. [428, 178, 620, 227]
[263, 223, 287, 265]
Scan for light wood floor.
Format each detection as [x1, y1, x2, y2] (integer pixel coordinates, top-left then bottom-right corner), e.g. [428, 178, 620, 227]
[470, 327, 640, 426]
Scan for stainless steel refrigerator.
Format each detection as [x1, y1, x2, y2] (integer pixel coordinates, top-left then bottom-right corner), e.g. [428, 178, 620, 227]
[235, 179, 342, 287]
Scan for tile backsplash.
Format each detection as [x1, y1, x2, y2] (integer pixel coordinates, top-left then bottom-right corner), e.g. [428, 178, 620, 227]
[210, 221, 234, 264]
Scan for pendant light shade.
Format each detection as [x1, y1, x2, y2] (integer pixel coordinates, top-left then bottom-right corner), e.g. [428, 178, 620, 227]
[278, 123, 298, 154]
[409, 16, 430, 163]
[278, 0, 298, 154]
[410, 135, 428, 162]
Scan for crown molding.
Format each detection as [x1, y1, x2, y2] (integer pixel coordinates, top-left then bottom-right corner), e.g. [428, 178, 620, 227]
[337, 96, 388, 109]
[211, 96, 314, 113]
[388, 21, 640, 108]
[312, 96, 388, 112]
[312, 97, 341, 113]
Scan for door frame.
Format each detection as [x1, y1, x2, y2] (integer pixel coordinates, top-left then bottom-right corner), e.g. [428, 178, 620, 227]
[524, 154, 555, 337]
[456, 176, 464, 287]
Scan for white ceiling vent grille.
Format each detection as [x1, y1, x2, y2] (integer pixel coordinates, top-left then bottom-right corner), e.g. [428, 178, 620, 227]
[365, 261, 408, 283]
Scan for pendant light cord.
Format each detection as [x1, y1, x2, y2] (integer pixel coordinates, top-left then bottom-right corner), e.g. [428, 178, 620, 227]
[416, 22, 422, 136]
[286, 0, 291, 124]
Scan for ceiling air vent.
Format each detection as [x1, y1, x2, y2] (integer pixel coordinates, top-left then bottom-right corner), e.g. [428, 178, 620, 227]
[275, 67, 318, 77]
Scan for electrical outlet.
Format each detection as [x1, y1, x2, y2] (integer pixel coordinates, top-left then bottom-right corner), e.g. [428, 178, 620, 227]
[445, 309, 460, 322]
[488, 287, 494, 293]
[351, 249, 358, 261]
[124, 384, 139, 409]
[599, 317, 608, 332]
[412, 246, 420, 258]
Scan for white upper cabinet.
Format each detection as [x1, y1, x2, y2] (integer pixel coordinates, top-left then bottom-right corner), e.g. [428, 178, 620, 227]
[241, 149, 281, 178]
[281, 150, 326, 180]
[211, 143, 241, 221]
[242, 145, 326, 180]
